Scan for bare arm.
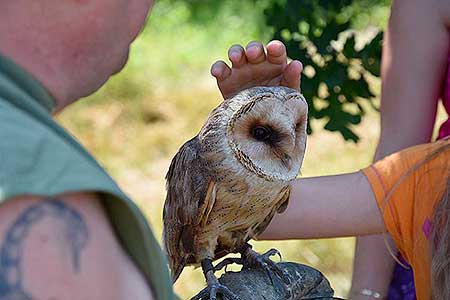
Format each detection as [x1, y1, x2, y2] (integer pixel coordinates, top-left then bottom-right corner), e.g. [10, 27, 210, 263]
[351, 0, 450, 297]
[377, 0, 449, 150]
[259, 171, 384, 240]
[0, 192, 153, 300]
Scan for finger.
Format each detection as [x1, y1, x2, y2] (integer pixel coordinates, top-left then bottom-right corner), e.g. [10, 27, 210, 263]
[210, 60, 232, 81]
[266, 40, 287, 65]
[228, 44, 247, 68]
[245, 41, 266, 64]
[281, 60, 303, 91]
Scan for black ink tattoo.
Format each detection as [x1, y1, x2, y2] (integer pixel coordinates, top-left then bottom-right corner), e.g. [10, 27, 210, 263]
[0, 199, 89, 300]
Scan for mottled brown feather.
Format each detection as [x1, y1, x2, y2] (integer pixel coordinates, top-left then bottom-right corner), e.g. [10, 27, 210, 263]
[163, 137, 215, 282]
[254, 187, 291, 238]
[276, 187, 290, 214]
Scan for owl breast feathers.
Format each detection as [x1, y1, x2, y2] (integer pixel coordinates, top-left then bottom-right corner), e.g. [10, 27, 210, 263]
[163, 86, 308, 282]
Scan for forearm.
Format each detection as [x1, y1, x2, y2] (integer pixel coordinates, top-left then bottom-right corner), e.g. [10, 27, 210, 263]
[350, 235, 396, 299]
[377, 0, 449, 150]
[259, 172, 384, 240]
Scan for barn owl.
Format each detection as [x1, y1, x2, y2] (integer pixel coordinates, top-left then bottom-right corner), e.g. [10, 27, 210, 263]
[163, 86, 308, 300]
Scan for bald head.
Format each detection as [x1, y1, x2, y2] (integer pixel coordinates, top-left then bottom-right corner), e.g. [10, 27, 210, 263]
[0, 0, 153, 111]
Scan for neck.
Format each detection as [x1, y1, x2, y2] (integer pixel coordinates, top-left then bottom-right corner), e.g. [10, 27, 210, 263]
[0, 44, 74, 114]
[7, 53, 72, 111]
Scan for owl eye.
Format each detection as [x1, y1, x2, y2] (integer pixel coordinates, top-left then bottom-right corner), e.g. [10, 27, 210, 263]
[251, 126, 272, 142]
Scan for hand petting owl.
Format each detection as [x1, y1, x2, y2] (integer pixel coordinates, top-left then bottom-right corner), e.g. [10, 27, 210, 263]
[163, 41, 306, 300]
[210, 40, 303, 100]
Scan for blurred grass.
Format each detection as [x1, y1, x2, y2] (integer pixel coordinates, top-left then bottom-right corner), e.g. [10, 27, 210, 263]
[56, 1, 444, 299]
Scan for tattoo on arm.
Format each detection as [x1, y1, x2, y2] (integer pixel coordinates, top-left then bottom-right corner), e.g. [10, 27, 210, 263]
[0, 199, 89, 300]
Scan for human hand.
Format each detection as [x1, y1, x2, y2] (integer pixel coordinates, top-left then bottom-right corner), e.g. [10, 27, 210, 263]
[211, 40, 303, 99]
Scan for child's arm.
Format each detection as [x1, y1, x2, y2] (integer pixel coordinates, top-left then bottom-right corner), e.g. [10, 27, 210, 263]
[259, 171, 385, 240]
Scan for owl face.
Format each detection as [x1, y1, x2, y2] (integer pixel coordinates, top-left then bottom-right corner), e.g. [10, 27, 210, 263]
[227, 87, 308, 182]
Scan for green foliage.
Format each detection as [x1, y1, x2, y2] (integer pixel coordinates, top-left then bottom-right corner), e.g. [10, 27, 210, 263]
[265, 0, 387, 142]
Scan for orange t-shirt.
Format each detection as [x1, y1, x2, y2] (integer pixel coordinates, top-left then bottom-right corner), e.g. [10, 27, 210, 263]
[363, 138, 450, 300]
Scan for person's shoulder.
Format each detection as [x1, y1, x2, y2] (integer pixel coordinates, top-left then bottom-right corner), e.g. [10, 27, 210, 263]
[378, 139, 450, 170]
[0, 192, 155, 300]
[364, 139, 450, 197]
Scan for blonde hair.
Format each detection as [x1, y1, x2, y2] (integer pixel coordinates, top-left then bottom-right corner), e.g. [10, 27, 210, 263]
[380, 141, 450, 299]
[430, 176, 450, 300]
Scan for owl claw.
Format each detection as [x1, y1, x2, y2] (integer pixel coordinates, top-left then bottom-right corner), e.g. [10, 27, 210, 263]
[213, 257, 244, 273]
[191, 282, 242, 300]
[243, 248, 293, 299]
[261, 248, 283, 262]
[195, 259, 243, 300]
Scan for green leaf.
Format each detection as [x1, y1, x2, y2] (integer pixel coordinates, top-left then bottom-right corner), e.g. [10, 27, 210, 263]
[265, 0, 383, 143]
[343, 35, 357, 58]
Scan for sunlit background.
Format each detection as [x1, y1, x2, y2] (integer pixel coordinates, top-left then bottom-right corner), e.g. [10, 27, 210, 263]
[57, 1, 445, 298]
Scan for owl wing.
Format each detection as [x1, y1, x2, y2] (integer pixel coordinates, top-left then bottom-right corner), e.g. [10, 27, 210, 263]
[163, 137, 215, 282]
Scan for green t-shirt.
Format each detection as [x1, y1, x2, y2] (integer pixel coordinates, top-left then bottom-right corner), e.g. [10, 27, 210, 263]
[0, 54, 173, 300]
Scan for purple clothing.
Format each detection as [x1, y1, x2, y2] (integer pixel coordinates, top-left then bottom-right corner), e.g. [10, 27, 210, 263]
[388, 259, 416, 300]
[387, 55, 450, 300]
[438, 55, 450, 139]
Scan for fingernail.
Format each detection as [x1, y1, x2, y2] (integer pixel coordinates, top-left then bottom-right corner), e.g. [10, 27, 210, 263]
[292, 60, 303, 69]
[247, 46, 257, 57]
[230, 51, 240, 61]
[212, 66, 221, 76]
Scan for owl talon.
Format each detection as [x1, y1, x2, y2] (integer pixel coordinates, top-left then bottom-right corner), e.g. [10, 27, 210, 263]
[261, 248, 283, 262]
[194, 259, 243, 300]
[213, 257, 244, 273]
[243, 247, 293, 299]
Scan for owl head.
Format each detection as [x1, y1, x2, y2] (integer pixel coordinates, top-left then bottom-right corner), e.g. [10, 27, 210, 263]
[227, 86, 308, 182]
